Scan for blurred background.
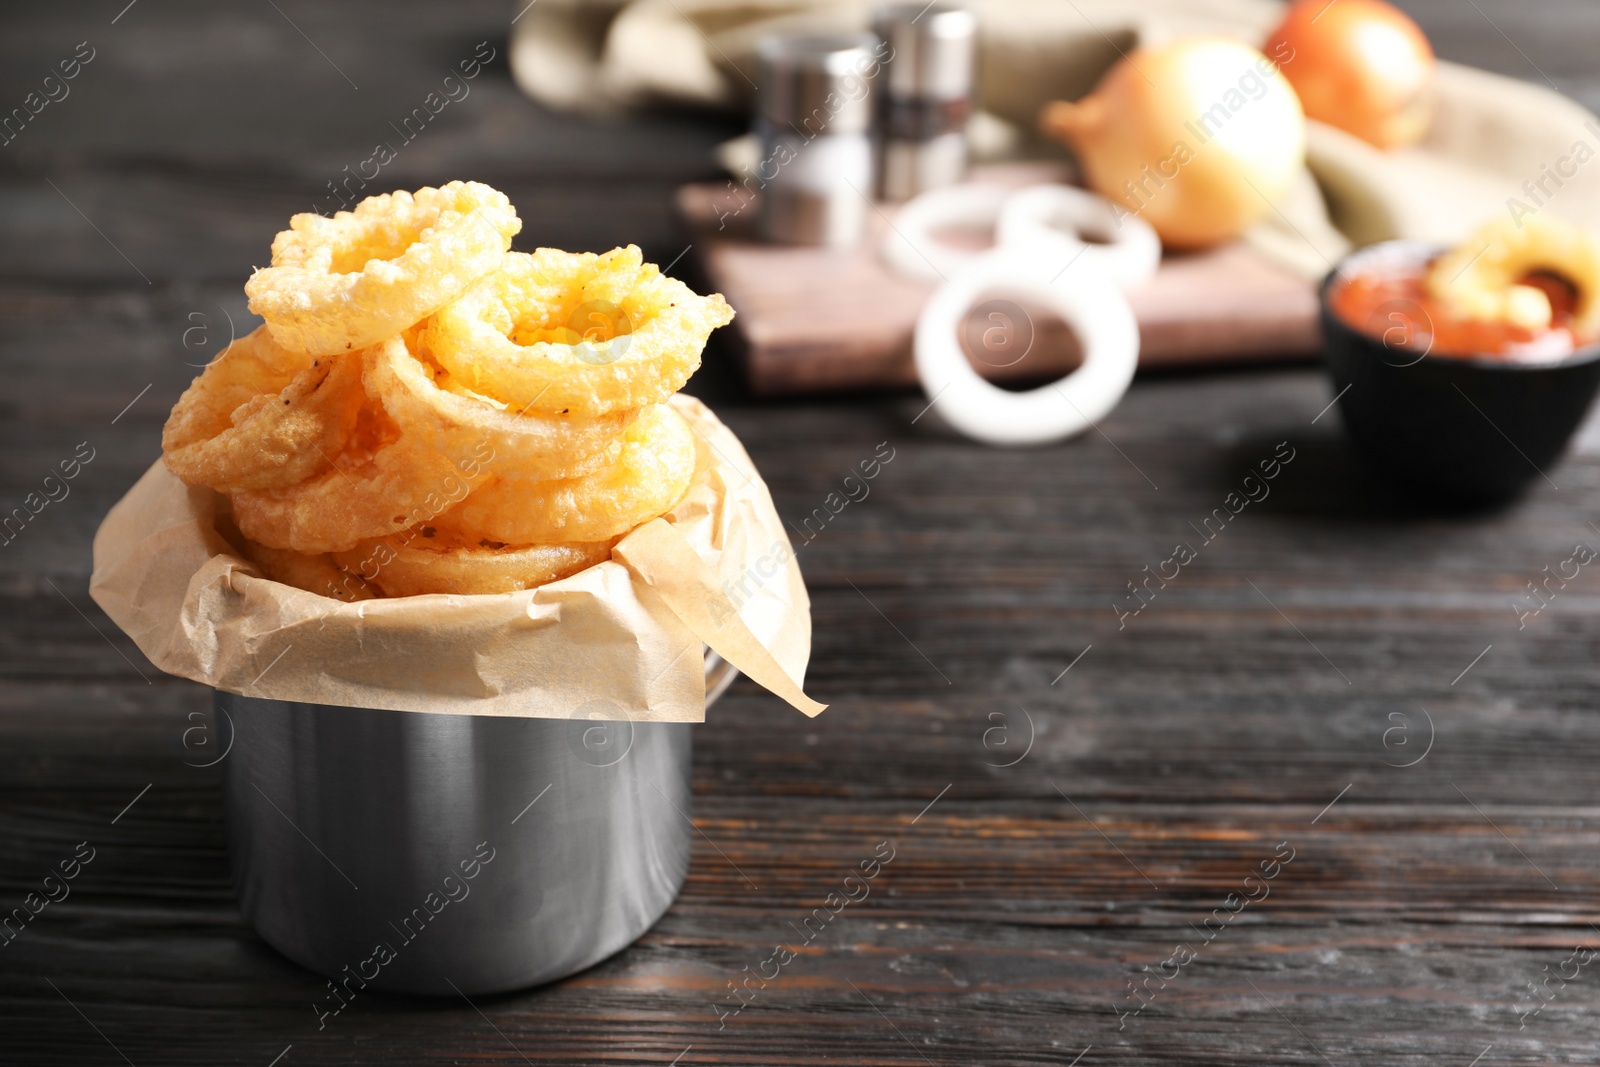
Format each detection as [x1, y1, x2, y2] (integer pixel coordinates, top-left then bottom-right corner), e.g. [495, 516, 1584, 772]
[4, 0, 1599, 435]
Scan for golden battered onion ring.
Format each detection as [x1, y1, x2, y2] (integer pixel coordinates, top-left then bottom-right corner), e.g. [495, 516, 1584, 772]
[1428, 214, 1600, 333]
[245, 181, 521, 356]
[162, 328, 363, 493]
[332, 525, 617, 597]
[438, 403, 697, 544]
[232, 378, 488, 555]
[424, 245, 734, 416]
[366, 333, 634, 482]
[239, 538, 379, 602]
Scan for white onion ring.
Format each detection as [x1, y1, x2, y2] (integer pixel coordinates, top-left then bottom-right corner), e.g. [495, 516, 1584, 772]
[881, 184, 1052, 284]
[996, 184, 1161, 291]
[913, 251, 1139, 447]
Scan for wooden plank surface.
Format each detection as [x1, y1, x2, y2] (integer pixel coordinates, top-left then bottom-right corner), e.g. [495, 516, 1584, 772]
[6, 0, 1600, 1065]
[677, 168, 1321, 395]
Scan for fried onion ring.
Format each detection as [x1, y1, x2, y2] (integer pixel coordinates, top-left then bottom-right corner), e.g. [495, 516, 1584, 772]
[367, 333, 634, 482]
[1428, 214, 1600, 333]
[424, 245, 734, 416]
[232, 374, 487, 554]
[438, 403, 697, 544]
[245, 181, 521, 356]
[162, 327, 363, 493]
[239, 538, 379, 602]
[332, 525, 617, 597]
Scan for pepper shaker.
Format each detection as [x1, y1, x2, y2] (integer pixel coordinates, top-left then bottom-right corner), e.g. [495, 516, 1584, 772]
[755, 31, 884, 246]
[873, 2, 977, 202]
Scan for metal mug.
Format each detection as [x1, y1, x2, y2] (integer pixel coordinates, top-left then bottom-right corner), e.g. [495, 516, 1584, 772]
[218, 654, 738, 996]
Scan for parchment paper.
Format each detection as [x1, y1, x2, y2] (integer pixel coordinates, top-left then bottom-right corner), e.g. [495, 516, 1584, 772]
[89, 394, 823, 721]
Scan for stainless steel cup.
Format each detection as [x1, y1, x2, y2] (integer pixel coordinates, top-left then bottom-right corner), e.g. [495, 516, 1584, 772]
[218, 655, 737, 995]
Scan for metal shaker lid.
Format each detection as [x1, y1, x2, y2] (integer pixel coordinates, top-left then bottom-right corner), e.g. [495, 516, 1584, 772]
[756, 31, 881, 136]
[872, 2, 977, 101]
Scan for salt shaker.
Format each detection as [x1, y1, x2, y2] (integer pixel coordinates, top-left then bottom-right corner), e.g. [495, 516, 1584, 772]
[873, 2, 977, 202]
[755, 32, 884, 246]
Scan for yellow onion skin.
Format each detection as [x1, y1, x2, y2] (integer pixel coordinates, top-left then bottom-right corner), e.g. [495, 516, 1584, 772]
[1042, 36, 1306, 249]
[1266, 0, 1435, 150]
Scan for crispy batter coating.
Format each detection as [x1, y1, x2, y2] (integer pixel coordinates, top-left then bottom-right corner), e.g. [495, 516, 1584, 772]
[424, 245, 734, 416]
[162, 328, 363, 493]
[332, 524, 618, 597]
[437, 403, 697, 544]
[246, 181, 520, 356]
[231, 386, 487, 554]
[367, 332, 634, 482]
[239, 537, 379, 602]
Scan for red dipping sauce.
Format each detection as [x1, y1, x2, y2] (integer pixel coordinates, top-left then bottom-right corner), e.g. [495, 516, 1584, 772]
[1330, 259, 1593, 364]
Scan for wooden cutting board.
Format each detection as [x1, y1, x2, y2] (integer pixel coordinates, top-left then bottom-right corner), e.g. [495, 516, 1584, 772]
[675, 162, 1322, 396]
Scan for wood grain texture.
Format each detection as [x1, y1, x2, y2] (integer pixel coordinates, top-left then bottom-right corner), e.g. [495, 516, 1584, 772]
[6, 0, 1600, 1064]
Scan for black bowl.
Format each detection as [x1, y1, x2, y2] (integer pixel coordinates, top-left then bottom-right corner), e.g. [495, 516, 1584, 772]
[1320, 240, 1600, 503]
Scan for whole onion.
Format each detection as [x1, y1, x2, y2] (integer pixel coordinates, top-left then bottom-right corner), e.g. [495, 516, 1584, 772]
[1265, 0, 1436, 150]
[1041, 36, 1306, 249]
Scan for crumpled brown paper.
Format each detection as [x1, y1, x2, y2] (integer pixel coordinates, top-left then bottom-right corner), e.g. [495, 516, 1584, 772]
[90, 394, 823, 722]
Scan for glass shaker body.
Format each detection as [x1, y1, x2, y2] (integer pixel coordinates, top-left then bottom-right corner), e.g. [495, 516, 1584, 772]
[755, 31, 883, 246]
[873, 3, 977, 202]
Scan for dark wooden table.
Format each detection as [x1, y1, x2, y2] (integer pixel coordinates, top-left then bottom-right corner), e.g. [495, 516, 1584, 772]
[6, 1, 1600, 1063]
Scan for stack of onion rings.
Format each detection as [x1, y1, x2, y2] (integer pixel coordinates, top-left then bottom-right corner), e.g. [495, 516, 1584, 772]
[162, 183, 735, 598]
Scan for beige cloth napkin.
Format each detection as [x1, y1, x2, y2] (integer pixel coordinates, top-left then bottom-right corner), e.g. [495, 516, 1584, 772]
[510, 0, 1600, 279]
